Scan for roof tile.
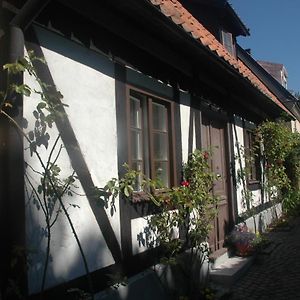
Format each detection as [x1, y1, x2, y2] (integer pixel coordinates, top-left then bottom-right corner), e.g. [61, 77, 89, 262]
[160, 1, 176, 17]
[191, 28, 201, 39]
[150, 0, 163, 6]
[149, 0, 291, 115]
[199, 36, 210, 47]
[170, 10, 184, 24]
[181, 21, 193, 33]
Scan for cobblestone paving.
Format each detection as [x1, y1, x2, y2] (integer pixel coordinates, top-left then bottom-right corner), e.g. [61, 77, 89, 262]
[229, 217, 300, 300]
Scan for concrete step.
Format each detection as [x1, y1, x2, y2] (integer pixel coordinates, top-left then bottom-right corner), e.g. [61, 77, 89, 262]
[210, 254, 254, 287]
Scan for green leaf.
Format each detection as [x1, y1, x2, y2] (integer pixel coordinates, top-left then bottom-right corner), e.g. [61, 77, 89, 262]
[3, 62, 25, 74]
[11, 84, 31, 96]
[124, 186, 129, 197]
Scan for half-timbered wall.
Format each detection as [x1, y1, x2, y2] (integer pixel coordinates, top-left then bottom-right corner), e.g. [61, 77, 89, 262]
[21, 23, 284, 296]
[231, 116, 281, 232]
[24, 26, 120, 294]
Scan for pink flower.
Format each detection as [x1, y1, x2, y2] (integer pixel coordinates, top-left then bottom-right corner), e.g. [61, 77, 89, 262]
[203, 151, 209, 160]
[181, 180, 190, 187]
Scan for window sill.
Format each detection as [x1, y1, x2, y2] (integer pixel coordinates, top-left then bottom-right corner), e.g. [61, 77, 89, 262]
[131, 189, 171, 204]
[132, 191, 151, 203]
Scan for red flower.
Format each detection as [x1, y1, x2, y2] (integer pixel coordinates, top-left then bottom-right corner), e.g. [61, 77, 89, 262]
[203, 151, 209, 160]
[181, 180, 190, 187]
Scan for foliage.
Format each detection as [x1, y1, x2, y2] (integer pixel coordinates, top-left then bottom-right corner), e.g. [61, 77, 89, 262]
[251, 232, 270, 251]
[97, 163, 163, 208]
[154, 149, 218, 254]
[106, 149, 219, 297]
[255, 120, 298, 199]
[234, 144, 255, 211]
[106, 150, 219, 254]
[224, 223, 269, 257]
[282, 190, 300, 216]
[235, 120, 300, 220]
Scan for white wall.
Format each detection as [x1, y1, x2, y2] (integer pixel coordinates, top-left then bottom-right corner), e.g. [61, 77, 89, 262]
[232, 116, 263, 215]
[291, 120, 300, 133]
[131, 216, 156, 255]
[180, 91, 196, 163]
[24, 26, 119, 294]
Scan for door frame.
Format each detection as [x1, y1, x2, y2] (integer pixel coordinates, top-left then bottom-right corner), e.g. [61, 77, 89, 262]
[198, 106, 236, 252]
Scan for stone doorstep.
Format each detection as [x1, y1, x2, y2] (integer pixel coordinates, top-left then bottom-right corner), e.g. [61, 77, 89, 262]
[209, 253, 255, 287]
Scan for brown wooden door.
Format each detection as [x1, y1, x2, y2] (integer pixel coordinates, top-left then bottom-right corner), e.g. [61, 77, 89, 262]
[202, 116, 229, 253]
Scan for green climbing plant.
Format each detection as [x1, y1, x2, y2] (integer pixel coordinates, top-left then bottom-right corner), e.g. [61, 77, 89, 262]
[255, 120, 296, 201]
[104, 149, 219, 298]
[234, 144, 255, 212]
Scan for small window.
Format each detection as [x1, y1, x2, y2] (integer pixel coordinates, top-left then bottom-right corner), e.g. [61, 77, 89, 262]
[128, 89, 173, 190]
[221, 30, 235, 56]
[244, 129, 260, 185]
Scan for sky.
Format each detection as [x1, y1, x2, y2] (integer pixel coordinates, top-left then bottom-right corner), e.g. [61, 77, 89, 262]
[229, 0, 300, 93]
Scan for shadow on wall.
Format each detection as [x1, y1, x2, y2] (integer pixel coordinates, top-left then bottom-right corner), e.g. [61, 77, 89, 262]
[23, 21, 207, 298]
[23, 27, 125, 295]
[25, 186, 116, 294]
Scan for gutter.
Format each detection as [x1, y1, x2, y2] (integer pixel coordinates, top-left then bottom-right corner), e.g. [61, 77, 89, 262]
[237, 44, 299, 121]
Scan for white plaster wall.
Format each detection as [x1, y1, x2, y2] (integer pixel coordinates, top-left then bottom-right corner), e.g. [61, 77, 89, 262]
[232, 116, 262, 215]
[180, 91, 195, 163]
[131, 216, 155, 255]
[232, 118, 245, 214]
[131, 212, 179, 256]
[24, 26, 120, 293]
[291, 120, 300, 133]
[242, 203, 282, 233]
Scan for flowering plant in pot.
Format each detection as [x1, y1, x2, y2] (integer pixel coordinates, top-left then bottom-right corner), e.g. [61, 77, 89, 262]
[224, 223, 256, 257]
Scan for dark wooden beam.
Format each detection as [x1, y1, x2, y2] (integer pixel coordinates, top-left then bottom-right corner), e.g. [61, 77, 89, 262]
[56, 0, 193, 77]
[25, 27, 123, 264]
[10, 0, 51, 30]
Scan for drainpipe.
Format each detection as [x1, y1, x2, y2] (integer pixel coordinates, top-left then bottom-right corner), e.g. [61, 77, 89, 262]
[10, 0, 51, 30]
[1, 1, 50, 298]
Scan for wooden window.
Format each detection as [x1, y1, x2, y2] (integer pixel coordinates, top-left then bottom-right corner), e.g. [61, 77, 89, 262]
[128, 88, 173, 190]
[244, 129, 260, 186]
[221, 30, 235, 56]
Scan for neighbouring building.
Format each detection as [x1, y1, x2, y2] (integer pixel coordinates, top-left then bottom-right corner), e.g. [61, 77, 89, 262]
[258, 60, 288, 89]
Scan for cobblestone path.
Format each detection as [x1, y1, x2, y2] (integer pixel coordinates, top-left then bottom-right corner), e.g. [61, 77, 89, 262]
[229, 217, 300, 300]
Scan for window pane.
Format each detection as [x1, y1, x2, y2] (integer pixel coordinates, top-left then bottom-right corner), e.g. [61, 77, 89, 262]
[130, 98, 142, 129]
[222, 31, 234, 55]
[131, 130, 143, 160]
[154, 161, 169, 187]
[132, 161, 143, 191]
[245, 130, 259, 182]
[152, 102, 167, 131]
[153, 132, 168, 160]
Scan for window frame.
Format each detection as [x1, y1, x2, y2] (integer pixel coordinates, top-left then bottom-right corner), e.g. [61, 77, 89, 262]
[221, 30, 235, 57]
[126, 85, 176, 195]
[243, 128, 261, 190]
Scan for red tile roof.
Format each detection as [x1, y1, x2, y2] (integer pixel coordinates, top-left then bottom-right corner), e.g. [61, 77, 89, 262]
[149, 0, 290, 114]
